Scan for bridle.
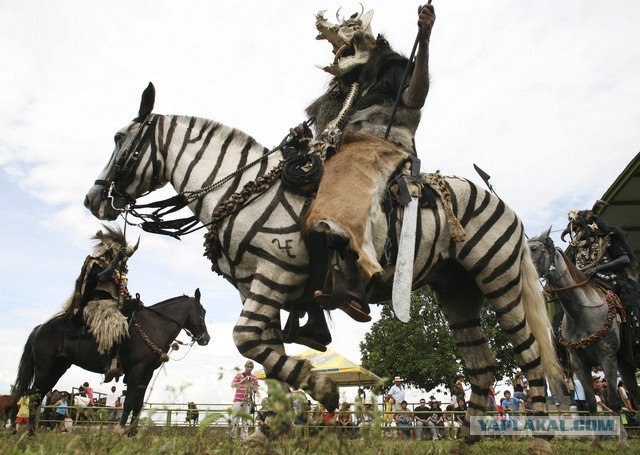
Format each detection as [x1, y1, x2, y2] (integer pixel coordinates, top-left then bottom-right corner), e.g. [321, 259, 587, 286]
[534, 237, 591, 293]
[142, 298, 208, 344]
[91, 113, 301, 239]
[187, 300, 209, 344]
[94, 114, 161, 212]
[531, 236, 559, 282]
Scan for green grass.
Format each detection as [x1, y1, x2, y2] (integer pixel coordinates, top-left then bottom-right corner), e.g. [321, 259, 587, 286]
[2, 429, 639, 455]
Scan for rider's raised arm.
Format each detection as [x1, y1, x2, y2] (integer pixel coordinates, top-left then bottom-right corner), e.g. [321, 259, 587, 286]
[402, 4, 435, 110]
[96, 247, 127, 281]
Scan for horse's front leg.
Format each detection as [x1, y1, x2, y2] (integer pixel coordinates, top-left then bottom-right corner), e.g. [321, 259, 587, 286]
[232, 278, 338, 412]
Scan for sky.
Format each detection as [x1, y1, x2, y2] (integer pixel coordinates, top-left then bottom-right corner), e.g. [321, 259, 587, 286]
[1, 0, 639, 411]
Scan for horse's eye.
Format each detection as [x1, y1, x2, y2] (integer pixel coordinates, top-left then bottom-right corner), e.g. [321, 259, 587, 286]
[114, 133, 125, 143]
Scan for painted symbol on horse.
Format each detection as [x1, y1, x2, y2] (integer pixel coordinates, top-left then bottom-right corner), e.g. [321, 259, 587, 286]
[272, 238, 296, 258]
[83, 81, 560, 451]
[13, 290, 209, 435]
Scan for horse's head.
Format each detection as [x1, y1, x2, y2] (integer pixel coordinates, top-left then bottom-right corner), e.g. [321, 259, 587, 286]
[527, 227, 556, 278]
[186, 288, 210, 346]
[84, 82, 165, 220]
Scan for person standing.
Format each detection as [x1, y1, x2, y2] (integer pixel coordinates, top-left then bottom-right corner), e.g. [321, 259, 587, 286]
[15, 393, 30, 432]
[230, 360, 259, 440]
[453, 375, 466, 403]
[387, 376, 405, 411]
[53, 392, 70, 432]
[105, 386, 119, 421]
[572, 376, 588, 414]
[501, 390, 523, 418]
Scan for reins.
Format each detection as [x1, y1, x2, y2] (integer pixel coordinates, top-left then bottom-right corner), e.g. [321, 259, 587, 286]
[115, 120, 298, 239]
[544, 278, 591, 293]
[130, 300, 206, 362]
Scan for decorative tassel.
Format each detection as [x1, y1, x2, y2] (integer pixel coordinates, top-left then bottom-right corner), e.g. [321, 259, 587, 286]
[423, 171, 466, 242]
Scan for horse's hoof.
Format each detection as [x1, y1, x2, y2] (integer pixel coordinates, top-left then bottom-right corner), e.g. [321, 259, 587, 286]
[528, 438, 553, 455]
[114, 426, 126, 436]
[618, 442, 630, 452]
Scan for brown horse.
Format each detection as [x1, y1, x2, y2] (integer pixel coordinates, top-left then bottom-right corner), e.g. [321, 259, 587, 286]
[0, 394, 16, 429]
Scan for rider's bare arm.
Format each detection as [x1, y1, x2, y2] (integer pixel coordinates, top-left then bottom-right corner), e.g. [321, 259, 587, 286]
[96, 248, 127, 281]
[402, 4, 435, 110]
[585, 254, 631, 277]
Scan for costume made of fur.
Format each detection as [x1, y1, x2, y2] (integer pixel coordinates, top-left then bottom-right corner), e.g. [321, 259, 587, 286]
[64, 226, 138, 356]
[304, 9, 422, 282]
[562, 209, 640, 352]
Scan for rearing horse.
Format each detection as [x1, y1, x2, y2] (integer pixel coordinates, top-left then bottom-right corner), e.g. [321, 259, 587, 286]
[528, 228, 640, 447]
[84, 83, 560, 448]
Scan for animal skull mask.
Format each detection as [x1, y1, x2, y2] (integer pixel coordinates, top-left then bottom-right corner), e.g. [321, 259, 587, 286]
[315, 8, 375, 76]
[92, 225, 139, 260]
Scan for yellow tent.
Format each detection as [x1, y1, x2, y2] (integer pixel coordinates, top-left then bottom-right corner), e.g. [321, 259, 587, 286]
[254, 348, 382, 386]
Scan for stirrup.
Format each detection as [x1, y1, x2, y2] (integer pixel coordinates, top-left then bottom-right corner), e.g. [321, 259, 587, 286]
[104, 358, 123, 383]
[314, 290, 371, 322]
[283, 308, 332, 351]
[314, 254, 372, 322]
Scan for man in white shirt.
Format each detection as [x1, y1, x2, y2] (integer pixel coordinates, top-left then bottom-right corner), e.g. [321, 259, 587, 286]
[105, 386, 119, 421]
[387, 376, 405, 411]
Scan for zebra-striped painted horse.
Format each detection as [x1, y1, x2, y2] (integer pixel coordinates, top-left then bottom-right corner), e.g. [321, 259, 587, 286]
[84, 83, 560, 446]
[528, 228, 640, 448]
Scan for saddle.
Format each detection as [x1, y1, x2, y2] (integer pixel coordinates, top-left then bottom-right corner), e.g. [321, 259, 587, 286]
[282, 170, 440, 352]
[66, 296, 142, 341]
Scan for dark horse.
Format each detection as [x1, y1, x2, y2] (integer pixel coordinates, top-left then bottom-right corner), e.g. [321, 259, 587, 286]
[185, 401, 199, 426]
[528, 229, 640, 448]
[13, 290, 210, 434]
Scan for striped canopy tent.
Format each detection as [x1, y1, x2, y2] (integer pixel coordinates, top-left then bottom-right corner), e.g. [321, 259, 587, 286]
[254, 348, 382, 386]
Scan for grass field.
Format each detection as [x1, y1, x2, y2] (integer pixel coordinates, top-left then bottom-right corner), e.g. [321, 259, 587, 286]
[2, 427, 639, 455]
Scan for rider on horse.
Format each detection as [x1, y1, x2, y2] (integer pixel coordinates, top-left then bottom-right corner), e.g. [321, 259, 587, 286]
[562, 207, 640, 359]
[64, 225, 139, 382]
[286, 5, 435, 337]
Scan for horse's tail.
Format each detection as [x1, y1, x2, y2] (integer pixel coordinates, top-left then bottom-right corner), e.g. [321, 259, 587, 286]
[13, 325, 39, 399]
[520, 244, 564, 383]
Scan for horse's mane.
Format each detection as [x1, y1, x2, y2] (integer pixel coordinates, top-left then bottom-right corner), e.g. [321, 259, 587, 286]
[146, 294, 194, 309]
[172, 115, 261, 151]
[557, 250, 599, 297]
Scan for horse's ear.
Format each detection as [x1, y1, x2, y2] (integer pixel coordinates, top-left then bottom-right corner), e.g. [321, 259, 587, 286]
[195, 288, 201, 301]
[137, 82, 155, 120]
[543, 226, 552, 239]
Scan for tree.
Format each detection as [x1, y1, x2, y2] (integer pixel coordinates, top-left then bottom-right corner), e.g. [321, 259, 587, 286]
[360, 287, 517, 395]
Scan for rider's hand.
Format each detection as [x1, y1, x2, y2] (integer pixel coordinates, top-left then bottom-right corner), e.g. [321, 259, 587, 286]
[417, 4, 435, 44]
[583, 267, 598, 278]
[289, 122, 313, 141]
